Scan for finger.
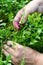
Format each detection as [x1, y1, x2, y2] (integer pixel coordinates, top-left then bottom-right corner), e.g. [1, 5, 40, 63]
[13, 8, 24, 23]
[2, 49, 9, 56]
[7, 41, 24, 50]
[7, 41, 14, 47]
[13, 9, 24, 30]
[7, 41, 24, 58]
[3, 49, 19, 65]
[7, 41, 19, 50]
[4, 44, 19, 58]
[19, 7, 28, 24]
[13, 21, 20, 30]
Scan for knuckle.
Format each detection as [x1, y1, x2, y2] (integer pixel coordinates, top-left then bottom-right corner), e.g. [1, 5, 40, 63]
[15, 53, 19, 58]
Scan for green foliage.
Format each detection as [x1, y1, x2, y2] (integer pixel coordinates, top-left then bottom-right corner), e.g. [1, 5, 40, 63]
[0, 12, 43, 52]
[0, 0, 43, 65]
[12, 13, 43, 50]
[21, 58, 25, 65]
[0, 55, 11, 65]
[0, 0, 31, 22]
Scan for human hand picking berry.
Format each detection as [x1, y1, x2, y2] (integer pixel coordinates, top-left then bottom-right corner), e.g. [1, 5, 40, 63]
[13, 0, 43, 30]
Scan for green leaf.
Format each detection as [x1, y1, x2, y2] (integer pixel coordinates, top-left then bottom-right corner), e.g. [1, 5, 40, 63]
[7, 63, 11, 65]
[30, 39, 38, 45]
[0, 20, 3, 23]
[0, 57, 3, 65]
[21, 58, 25, 65]
[8, 12, 13, 22]
[37, 28, 42, 34]
[0, 23, 6, 26]
[6, 55, 11, 62]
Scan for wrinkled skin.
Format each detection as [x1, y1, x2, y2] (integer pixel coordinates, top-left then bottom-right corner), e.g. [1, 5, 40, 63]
[3, 41, 43, 65]
[3, 0, 43, 65]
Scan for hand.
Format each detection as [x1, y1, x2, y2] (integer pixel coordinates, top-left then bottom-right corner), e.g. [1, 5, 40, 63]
[3, 41, 25, 65]
[13, 6, 28, 30]
[13, 0, 40, 30]
[3, 41, 41, 65]
[13, 0, 43, 30]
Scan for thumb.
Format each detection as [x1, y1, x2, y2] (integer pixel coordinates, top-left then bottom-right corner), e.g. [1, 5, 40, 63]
[13, 21, 20, 30]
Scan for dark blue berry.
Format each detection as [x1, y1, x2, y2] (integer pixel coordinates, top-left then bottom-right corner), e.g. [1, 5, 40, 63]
[9, 44, 12, 47]
[18, 23, 20, 27]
